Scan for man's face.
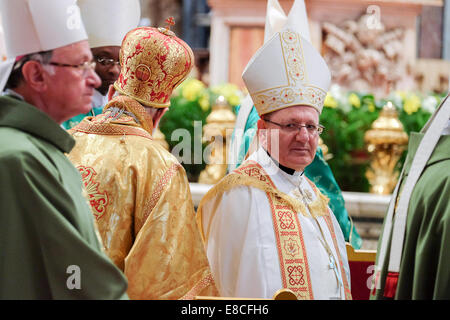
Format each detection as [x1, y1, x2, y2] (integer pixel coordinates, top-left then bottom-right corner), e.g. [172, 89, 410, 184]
[40, 40, 101, 123]
[91, 46, 121, 96]
[258, 105, 320, 171]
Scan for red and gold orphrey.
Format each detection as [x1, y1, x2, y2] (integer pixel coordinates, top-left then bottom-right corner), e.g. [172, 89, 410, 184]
[77, 166, 109, 220]
[233, 161, 351, 300]
[233, 161, 314, 299]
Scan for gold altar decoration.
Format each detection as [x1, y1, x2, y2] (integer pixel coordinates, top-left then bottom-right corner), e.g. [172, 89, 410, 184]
[198, 96, 236, 184]
[364, 101, 408, 195]
[319, 137, 333, 161]
[153, 127, 169, 150]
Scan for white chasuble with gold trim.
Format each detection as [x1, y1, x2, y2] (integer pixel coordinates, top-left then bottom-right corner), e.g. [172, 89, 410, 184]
[197, 147, 351, 299]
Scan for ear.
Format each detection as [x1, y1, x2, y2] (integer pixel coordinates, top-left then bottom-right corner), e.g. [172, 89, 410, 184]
[107, 85, 116, 101]
[21, 61, 47, 92]
[257, 118, 268, 149]
[257, 118, 266, 130]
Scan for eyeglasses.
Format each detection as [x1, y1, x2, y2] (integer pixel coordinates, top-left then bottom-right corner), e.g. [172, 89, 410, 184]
[95, 56, 120, 67]
[264, 119, 324, 135]
[47, 61, 96, 76]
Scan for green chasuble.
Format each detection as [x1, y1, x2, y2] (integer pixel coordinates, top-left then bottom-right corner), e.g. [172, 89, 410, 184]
[371, 132, 450, 299]
[232, 105, 362, 249]
[0, 95, 128, 299]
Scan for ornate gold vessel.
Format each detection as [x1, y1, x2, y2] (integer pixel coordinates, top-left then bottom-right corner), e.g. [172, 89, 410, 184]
[198, 96, 236, 184]
[318, 137, 332, 161]
[364, 101, 408, 195]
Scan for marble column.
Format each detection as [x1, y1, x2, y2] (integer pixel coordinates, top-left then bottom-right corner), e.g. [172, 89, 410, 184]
[443, 0, 450, 60]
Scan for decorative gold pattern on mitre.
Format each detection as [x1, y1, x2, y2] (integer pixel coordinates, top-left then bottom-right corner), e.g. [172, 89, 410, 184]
[114, 26, 194, 108]
[282, 31, 307, 84]
[253, 30, 327, 115]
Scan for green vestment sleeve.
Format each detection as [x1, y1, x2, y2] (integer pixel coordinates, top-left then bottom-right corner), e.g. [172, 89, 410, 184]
[371, 133, 450, 299]
[0, 95, 128, 299]
[0, 150, 128, 299]
[62, 106, 103, 130]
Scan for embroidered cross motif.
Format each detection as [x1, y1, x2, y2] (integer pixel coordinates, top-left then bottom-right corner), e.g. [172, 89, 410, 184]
[243, 167, 267, 182]
[278, 211, 295, 229]
[165, 16, 175, 30]
[292, 188, 302, 200]
[292, 187, 313, 203]
[287, 265, 305, 285]
[304, 189, 313, 202]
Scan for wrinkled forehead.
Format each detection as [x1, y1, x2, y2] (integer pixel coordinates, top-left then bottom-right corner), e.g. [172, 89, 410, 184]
[266, 105, 320, 122]
[52, 40, 92, 60]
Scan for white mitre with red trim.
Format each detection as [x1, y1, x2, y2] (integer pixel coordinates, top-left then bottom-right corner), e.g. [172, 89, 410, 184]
[242, 0, 331, 116]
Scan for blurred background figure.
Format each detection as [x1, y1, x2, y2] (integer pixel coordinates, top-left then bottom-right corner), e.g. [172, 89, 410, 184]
[0, 0, 128, 299]
[62, 0, 141, 130]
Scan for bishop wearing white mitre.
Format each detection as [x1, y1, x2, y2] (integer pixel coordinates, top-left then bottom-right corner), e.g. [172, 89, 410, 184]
[196, 0, 351, 300]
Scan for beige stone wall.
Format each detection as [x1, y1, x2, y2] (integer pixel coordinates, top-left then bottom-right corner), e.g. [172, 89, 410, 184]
[207, 0, 445, 93]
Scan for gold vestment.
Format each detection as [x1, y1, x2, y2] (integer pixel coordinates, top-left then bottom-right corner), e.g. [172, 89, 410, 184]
[68, 96, 217, 299]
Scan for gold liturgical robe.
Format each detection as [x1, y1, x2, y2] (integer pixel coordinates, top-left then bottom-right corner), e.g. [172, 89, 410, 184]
[67, 96, 218, 299]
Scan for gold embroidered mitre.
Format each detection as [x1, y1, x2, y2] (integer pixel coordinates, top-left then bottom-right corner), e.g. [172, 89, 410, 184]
[242, 28, 331, 115]
[114, 24, 194, 108]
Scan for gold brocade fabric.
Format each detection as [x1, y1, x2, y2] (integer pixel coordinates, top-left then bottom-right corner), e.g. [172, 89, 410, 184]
[115, 27, 194, 108]
[197, 161, 331, 244]
[234, 162, 315, 299]
[67, 97, 218, 299]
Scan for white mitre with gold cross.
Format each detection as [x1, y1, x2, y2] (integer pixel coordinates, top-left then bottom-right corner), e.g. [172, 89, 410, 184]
[242, 0, 331, 116]
[0, 0, 87, 91]
[78, 0, 141, 49]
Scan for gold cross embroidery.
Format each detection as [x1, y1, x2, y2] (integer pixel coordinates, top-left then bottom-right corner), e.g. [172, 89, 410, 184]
[165, 17, 175, 30]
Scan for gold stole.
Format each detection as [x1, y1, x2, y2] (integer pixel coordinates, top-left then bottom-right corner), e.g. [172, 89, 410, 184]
[231, 161, 352, 300]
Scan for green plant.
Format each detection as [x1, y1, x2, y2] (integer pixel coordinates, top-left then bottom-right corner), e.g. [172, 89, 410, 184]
[159, 78, 243, 181]
[160, 79, 445, 190]
[321, 85, 445, 192]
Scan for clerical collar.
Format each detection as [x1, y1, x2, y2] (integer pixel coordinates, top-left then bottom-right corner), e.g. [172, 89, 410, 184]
[264, 148, 302, 176]
[2, 89, 24, 101]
